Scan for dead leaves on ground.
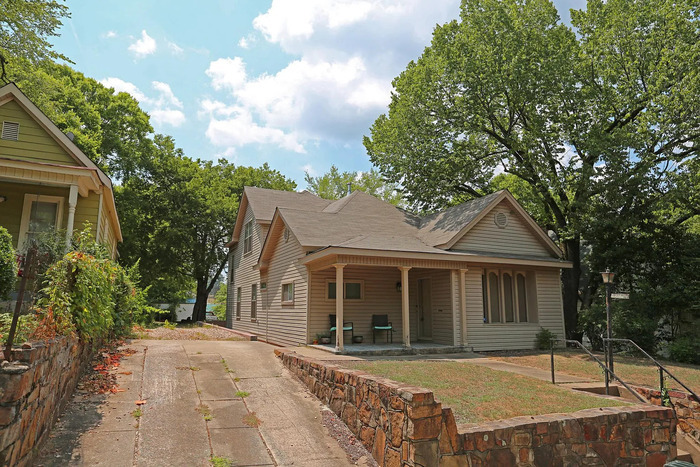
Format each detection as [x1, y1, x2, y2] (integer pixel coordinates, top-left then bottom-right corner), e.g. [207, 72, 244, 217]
[78, 340, 138, 396]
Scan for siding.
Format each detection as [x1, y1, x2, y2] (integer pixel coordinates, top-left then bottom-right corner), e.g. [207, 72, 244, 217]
[308, 267, 455, 346]
[73, 191, 100, 238]
[451, 200, 551, 257]
[258, 226, 308, 346]
[0, 100, 78, 166]
[0, 182, 69, 248]
[464, 268, 565, 351]
[227, 204, 263, 337]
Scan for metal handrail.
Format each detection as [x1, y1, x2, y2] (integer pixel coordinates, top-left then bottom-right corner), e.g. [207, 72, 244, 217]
[604, 337, 699, 402]
[550, 338, 647, 403]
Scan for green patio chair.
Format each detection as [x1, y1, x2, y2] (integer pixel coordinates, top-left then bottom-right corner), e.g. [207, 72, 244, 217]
[372, 314, 393, 343]
[329, 314, 353, 342]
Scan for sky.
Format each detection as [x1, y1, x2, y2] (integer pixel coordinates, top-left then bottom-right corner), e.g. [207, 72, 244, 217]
[51, 0, 585, 188]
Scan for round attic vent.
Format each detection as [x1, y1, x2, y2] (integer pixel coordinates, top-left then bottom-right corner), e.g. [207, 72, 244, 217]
[494, 212, 508, 229]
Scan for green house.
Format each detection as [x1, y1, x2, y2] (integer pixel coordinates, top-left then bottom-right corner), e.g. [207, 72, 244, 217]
[0, 83, 121, 258]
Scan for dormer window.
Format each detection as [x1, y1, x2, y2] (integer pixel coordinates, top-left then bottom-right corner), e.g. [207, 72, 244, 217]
[1, 121, 20, 141]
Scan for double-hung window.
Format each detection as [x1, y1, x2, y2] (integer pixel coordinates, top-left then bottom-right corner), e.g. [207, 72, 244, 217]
[251, 284, 257, 320]
[327, 281, 363, 300]
[282, 283, 294, 304]
[482, 270, 535, 324]
[243, 220, 253, 254]
[236, 287, 241, 319]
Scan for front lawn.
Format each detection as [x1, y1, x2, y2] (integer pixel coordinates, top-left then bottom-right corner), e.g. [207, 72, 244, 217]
[344, 360, 628, 425]
[488, 350, 700, 393]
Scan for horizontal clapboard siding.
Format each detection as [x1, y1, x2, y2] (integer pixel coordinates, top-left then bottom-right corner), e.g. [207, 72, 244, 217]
[0, 100, 78, 166]
[465, 268, 565, 351]
[451, 200, 551, 257]
[0, 183, 69, 248]
[258, 227, 308, 346]
[74, 191, 100, 238]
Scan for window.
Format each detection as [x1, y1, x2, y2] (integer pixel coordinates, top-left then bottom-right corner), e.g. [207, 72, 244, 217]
[243, 220, 253, 254]
[251, 284, 257, 320]
[327, 281, 363, 300]
[482, 270, 535, 324]
[236, 287, 241, 319]
[18, 195, 64, 251]
[282, 283, 294, 304]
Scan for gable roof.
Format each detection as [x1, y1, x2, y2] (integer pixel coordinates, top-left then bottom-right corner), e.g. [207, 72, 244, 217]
[240, 186, 566, 268]
[0, 83, 122, 242]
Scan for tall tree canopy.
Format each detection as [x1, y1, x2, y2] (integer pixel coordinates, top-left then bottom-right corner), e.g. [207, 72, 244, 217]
[305, 165, 403, 205]
[365, 0, 700, 339]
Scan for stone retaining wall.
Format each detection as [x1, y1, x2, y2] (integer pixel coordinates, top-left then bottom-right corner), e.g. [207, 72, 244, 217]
[276, 350, 677, 466]
[635, 386, 700, 444]
[0, 336, 94, 466]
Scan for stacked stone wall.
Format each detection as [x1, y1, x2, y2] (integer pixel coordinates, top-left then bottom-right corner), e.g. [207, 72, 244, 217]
[635, 386, 700, 444]
[276, 350, 677, 466]
[0, 337, 93, 466]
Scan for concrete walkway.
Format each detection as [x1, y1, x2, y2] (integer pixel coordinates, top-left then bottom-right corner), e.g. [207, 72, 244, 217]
[36, 340, 357, 466]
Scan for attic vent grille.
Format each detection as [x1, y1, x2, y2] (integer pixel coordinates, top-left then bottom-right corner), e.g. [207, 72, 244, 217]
[494, 212, 508, 229]
[1, 121, 19, 141]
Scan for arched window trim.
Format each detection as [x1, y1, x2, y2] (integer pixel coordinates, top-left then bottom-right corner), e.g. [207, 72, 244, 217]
[482, 269, 532, 324]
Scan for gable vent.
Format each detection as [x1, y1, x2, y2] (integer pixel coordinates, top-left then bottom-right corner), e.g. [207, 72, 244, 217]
[1, 121, 19, 141]
[494, 211, 508, 229]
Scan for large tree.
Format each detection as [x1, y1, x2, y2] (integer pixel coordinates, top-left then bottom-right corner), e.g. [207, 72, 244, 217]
[117, 142, 296, 321]
[305, 165, 403, 205]
[365, 0, 700, 339]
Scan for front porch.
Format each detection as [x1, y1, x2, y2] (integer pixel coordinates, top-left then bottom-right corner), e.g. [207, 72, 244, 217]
[308, 341, 466, 356]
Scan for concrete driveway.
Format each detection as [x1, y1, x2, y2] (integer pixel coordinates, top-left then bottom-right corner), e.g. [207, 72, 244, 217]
[36, 339, 358, 466]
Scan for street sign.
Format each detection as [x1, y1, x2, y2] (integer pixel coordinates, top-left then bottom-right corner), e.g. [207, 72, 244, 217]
[611, 293, 629, 300]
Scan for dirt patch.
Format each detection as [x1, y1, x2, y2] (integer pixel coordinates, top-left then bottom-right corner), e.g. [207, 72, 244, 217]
[321, 408, 377, 466]
[134, 325, 243, 341]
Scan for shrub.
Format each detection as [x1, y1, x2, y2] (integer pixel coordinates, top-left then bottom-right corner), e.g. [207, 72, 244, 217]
[0, 313, 38, 344]
[535, 327, 557, 350]
[0, 227, 17, 300]
[668, 336, 700, 365]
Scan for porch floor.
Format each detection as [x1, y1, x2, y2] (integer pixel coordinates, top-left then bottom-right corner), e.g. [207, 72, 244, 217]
[309, 342, 467, 356]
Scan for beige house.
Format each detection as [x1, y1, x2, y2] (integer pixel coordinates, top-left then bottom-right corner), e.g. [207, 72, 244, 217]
[0, 83, 121, 258]
[226, 186, 570, 351]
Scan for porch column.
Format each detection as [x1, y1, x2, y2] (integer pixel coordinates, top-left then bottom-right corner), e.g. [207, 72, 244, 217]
[334, 263, 346, 352]
[65, 185, 79, 249]
[460, 269, 468, 347]
[399, 266, 411, 348]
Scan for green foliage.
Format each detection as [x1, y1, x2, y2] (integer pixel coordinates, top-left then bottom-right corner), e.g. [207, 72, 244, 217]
[535, 328, 557, 350]
[212, 285, 226, 321]
[0, 0, 70, 65]
[162, 320, 177, 330]
[0, 313, 38, 344]
[364, 0, 700, 338]
[0, 226, 17, 300]
[36, 228, 154, 341]
[668, 337, 700, 365]
[305, 165, 403, 206]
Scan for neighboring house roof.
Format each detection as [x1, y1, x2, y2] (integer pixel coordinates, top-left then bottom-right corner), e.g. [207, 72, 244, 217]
[0, 83, 122, 242]
[245, 186, 568, 269]
[245, 186, 332, 223]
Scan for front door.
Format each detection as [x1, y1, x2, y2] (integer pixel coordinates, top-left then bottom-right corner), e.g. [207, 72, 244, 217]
[418, 278, 432, 339]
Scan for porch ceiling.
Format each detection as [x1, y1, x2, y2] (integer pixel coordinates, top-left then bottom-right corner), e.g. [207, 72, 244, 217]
[0, 158, 101, 197]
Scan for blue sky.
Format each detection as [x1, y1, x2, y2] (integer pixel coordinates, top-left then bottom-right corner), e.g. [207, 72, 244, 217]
[52, 0, 585, 188]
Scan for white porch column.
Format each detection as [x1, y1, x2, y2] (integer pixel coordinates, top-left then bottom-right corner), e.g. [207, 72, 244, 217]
[65, 185, 79, 249]
[460, 269, 468, 347]
[399, 266, 411, 348]
[334, 263, 346, 352]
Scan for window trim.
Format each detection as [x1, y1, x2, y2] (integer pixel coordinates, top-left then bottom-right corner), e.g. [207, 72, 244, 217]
[236, 286, 242, 320]
[281, 282, 295, 305]
[18, 194, 64, 252]
[250, 283, 257, 321]
[325, 279, 365, 301]
[243, 220, 253, 255]
[482, 269, 533, 324]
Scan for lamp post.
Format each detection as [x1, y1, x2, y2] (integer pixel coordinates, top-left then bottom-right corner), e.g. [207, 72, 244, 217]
[601, 269, 615, 385]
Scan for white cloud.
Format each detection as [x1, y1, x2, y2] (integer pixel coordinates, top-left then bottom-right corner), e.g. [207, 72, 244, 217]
[104, 30, 117, 38]
[238, 34, 256, 49]
[128, 30, 157, 58]
[302, 164, 317, 176]
[100, 78, 185, 128]
[202, 0, 460, 155]
[167, 40, 184, 55]
[206, 57, 247, 91]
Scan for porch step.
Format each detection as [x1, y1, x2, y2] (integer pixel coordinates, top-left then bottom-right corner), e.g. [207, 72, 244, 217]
[309, 344, 472, 357]
[677, 429, 700, 465]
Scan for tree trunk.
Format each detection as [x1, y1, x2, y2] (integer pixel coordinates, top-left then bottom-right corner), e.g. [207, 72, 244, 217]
[192, 278, 209, 322]
[561, 236, 582, 341]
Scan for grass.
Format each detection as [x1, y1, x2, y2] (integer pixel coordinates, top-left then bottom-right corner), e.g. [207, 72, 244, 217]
[345, 360, 629, 425]
[211, 456, 233, 467]
[196, 403, 213, 421]
[131, 408, 142, 419]
[235, 390, 250, 398]
[243, 412, 262, 427]
[488, 350, 700, 393]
